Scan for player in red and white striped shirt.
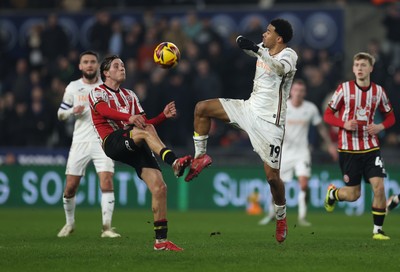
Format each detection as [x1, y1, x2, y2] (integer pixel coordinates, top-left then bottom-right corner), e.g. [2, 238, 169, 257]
[323, 52, 395, 240]
[89, 55, 192, 251]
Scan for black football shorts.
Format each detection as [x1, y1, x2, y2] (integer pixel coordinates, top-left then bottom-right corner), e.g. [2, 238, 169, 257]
[338, 149, 386, 186]
[103, 128, 160, 178]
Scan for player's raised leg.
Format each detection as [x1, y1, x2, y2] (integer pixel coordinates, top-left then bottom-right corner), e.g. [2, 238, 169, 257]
[130, 125, 192, 178]
[186, 99, 230, 182]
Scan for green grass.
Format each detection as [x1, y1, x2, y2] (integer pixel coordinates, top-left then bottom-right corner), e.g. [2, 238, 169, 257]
[0, 208, 399, 272]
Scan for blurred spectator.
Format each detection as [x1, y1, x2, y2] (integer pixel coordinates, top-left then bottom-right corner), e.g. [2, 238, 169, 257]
[146, 68, 167, 118]
[28, 86, 54, 146]
[191, 59, 222, 102]
[120, 22, 143, 60]
[29, 70, 42, 88]
[132, 80, 157, 116]
[0, 92, 15, 144]
[158, 70, 193, 147]
[207, 41, 228, 91]
[142, 8, 158, 30]
[382, 3, 400, 71]
[54, 56, 76, 84]
[6, 58, 31, 103]
[223, 33, 255, 99]
[61, 0, 85, 11]
[123, 58, 141, 89]
[243, 15, 264, 43]
[162, 17, 189, 52]
[40, 13, 70, 66]
[303, 65, 331, 112]
[6, 100, 31, 146]
[367, 38, 389, 85]
[137, 27, 158, 71]
[317, 49, 343, 90]
[26, 23, 44, 69]
[109, 20, 124, 55]
[182, 40, 201, 71]
[89, 10, 112, 58]
[67, 49, 82, 80]
[296, 47, 319, 80]
[384, 68, 400, 146]
[194, 18, 223, 56]
[182, 10, 203, 40]
[47, 77, 73, 147]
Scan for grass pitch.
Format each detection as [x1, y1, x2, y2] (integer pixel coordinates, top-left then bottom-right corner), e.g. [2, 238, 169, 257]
[0, 208, 399, 272]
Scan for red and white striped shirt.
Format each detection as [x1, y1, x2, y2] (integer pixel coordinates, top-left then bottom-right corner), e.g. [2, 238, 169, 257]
[328, 80, 393, 152]
[89, 84, 143, 140]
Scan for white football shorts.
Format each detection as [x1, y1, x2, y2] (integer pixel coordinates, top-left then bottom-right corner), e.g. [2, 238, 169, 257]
[280, 148, 311, 182]
[65, 141, 114, 176]
[219, 98, 284, 169]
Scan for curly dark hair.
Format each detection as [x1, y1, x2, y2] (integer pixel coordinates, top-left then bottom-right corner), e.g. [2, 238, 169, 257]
[270, 18, 293, 44]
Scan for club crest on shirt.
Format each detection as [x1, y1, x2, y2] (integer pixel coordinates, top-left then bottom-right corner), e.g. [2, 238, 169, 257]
[92, 91, 104, 101]
[355, 106, 370, 126]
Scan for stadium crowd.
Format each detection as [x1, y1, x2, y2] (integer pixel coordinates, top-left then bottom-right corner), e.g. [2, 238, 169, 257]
[0, 7, 399, 151]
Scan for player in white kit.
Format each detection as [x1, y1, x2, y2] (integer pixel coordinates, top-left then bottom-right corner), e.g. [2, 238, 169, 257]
[259, 79, 337, 226]
[185, 19, 297, 243]
[57, 51, 120, 238]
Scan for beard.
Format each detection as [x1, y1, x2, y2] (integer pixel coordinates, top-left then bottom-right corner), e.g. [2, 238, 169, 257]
[83, 70, 97, 80]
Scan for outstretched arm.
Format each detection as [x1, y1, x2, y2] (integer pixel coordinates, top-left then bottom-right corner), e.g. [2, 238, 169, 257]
[236, 35, 286, 75]
[144, 101, 176, 126]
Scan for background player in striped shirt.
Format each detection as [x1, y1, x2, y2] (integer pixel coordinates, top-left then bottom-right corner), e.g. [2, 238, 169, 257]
[57, 51, 120, 238]
[323, 52, 396, 240]
[88, 55, 191, 251]
[259, 79, 338, 227]
[185, 18, 298, 243]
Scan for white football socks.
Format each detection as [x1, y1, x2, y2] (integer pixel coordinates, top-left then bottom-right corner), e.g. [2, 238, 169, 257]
[298, 190, 307, 220]
[275, 203, 286, 220]
[101, 192, 115, 229]
[373, 225, 383, 234]
[63, 196, 76, 226]
[193, 134, 208, 158]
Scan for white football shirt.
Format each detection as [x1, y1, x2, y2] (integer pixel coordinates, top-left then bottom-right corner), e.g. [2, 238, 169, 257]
[246, 45, 298, 126]
[58, 78, 102, 143]
[283, 99, 322, 153]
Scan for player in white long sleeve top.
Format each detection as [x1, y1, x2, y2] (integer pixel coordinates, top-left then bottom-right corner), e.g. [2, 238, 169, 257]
[185, 19, 297, 243]
[57, 51, 119, 238]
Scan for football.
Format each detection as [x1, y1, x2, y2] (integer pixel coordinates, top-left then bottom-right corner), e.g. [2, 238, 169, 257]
[153, 42, 180, 69]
